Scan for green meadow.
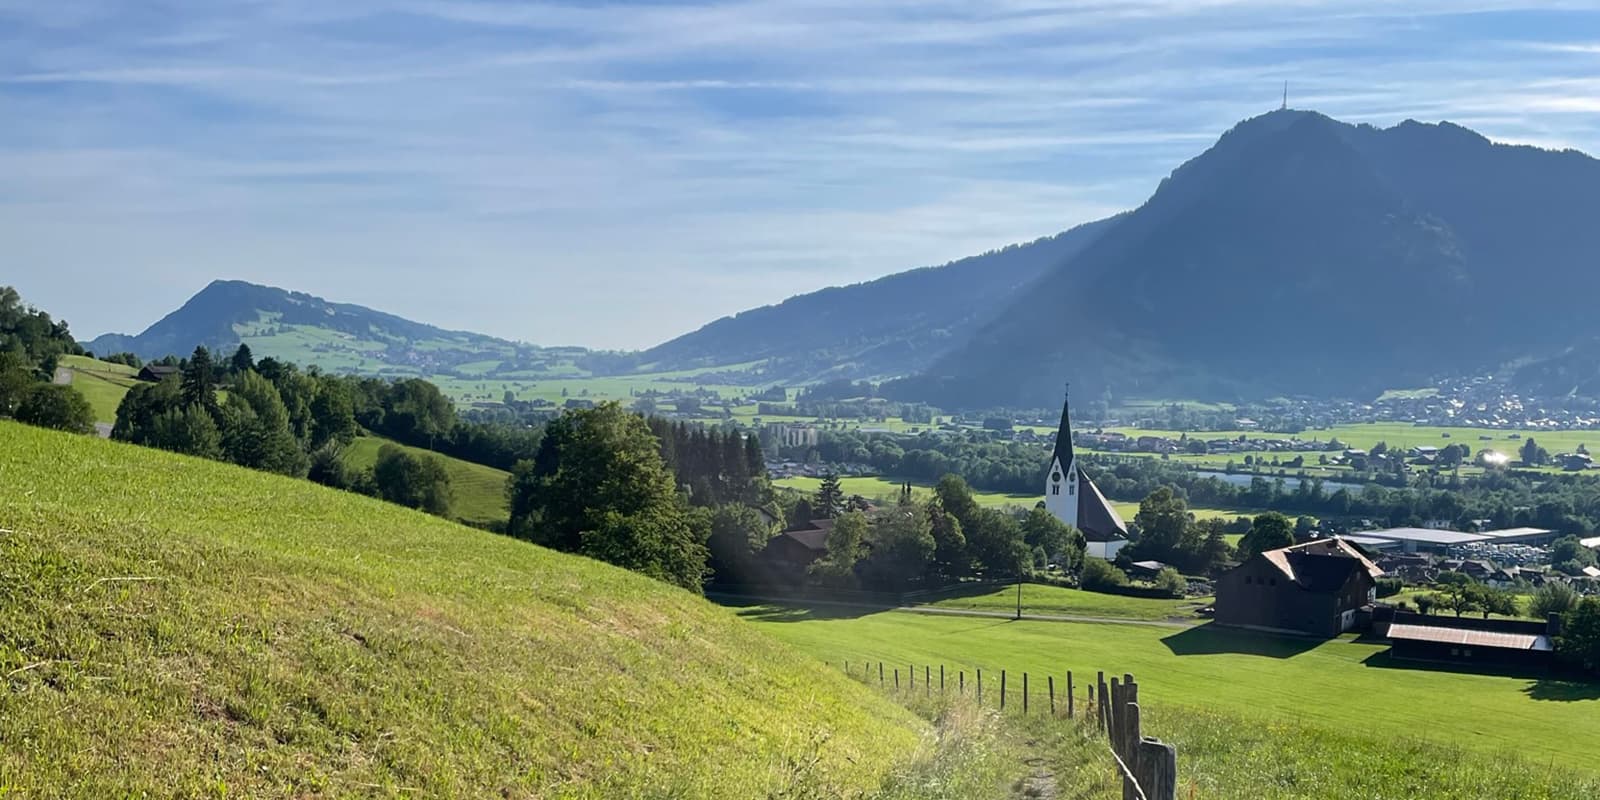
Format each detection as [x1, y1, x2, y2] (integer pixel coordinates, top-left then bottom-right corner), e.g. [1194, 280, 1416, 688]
[922, 583, 1210, 621]
[338, 435, 512, 527]
[745, 606, 1600, 772]
[57, 354, 139, 423]
[0, 422, 926, 797]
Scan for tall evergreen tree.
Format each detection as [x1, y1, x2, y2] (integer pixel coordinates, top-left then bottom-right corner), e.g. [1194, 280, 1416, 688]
[230, 343, 255, 375]
[814, 472, 845, 518]
[180, 346, 218, 414]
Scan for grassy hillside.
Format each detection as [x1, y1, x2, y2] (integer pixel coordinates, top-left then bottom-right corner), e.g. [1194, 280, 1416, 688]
[923, 584, 1210, 622]
[0, 423, 924, 796]
[340, 435, 511, 527]
[57, 354, 138, 423]
[745, 607, 1600, 782]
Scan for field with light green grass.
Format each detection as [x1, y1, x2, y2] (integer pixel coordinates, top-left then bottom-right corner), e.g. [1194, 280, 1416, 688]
[1388, 588, 1538, 620]
[0, 422, 927, 796]
[58, 355, 139, 423]
[774, 474, 1037, 508]
[339, 435, 511, 527]
[744, 606, 1600, 793]
[923, 583, 1211, 621]
[1104, 422, 1600, 459]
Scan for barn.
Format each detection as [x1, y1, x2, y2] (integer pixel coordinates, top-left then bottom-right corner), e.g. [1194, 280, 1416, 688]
[1214, 538, 1383, 638]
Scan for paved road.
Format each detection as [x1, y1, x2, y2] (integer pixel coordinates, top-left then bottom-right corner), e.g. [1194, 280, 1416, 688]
[52, 366, 72, 385]
[93, 422, 113, 439]
[709, 592, 1195, 628]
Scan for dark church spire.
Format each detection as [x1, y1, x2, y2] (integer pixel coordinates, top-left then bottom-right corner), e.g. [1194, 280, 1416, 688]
[1051, 384, 1074, 470]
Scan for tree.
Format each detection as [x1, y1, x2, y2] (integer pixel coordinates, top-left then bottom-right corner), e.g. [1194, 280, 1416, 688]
[506, 403, 708, 591]
[1520, 437, 1546, 467]
[1129, 486, 1195, 565]
[308, 376, 359, 448]
[1556, 597, 1600, 674]
[147, 404, 223, 458]
[14, 384, 93, 433]
[1020, 507, 1083, 572]
[1240, 512, 1294, 559]
[1080, 558, 1128, 592]
[705, 504, 772, 584]
[924, 498, 968, 579]
[1551, 536, 1598, 569]
[180, 346, 218, 414]
[860, 505, 936, 590]
[1530, 581, 1581, 619]
[1415, 594, 1437, 616]
[813, 472, 845, 518]
[220, 370, 308, 477]
[0, 350, 35, 417]
[809, 510, 868, 588]
[372, 444, 453, 516]
[230, 343, 255, 375]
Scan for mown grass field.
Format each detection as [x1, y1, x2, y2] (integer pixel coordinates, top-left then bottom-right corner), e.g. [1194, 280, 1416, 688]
[774, 474, 1037, 508]
[58, 354, 139, 423]
[923, 584, 1211, 621]
[339, 435, 511, 527]
[744, 607, 1600, 773]
[0, 422, 927, 797]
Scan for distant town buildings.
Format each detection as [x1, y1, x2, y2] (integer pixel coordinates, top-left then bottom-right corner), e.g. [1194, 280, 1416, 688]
[763, 422, 819, 449]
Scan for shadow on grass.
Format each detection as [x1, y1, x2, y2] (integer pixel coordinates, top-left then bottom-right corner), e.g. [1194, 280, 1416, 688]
[1359, 650, 1550, 679]
[723, 598, 893, 623]
[1523, 678, 1600, 702]
[1160, 623, 1323, 659]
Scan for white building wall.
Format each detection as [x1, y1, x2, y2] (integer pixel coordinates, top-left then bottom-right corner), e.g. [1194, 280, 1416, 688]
[1043, 457, 1079, 529]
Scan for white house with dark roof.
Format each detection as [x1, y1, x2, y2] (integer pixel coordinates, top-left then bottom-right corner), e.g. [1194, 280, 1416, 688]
[1044, 389, 1129, 561]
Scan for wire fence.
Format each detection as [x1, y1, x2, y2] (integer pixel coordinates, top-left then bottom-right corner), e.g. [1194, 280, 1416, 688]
[842, 661, 1178, 800]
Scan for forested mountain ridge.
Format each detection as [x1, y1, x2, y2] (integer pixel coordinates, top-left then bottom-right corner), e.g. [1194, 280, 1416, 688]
[640, 215, 1122, 381]
[890, 110, 1600, 407]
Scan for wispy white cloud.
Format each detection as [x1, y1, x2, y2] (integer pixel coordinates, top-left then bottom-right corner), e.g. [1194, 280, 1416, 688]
[2, 0, 1599, 347]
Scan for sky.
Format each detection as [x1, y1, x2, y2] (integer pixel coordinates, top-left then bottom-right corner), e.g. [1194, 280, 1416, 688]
[5, 1, 1600, 350]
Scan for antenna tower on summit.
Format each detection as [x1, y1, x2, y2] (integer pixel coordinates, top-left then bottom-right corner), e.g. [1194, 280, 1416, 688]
[1282, 81, 1288, 111]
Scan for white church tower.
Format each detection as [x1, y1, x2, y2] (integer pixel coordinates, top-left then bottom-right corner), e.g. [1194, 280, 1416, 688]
[1045, 387, 1129, 561]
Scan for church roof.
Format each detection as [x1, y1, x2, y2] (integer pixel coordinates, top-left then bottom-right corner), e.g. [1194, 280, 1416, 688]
[1051, 390, 1074, 469]
[1076, 465, 1129, 543]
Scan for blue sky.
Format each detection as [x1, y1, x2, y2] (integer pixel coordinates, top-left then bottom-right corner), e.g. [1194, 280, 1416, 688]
[5, 1, 1600, 349]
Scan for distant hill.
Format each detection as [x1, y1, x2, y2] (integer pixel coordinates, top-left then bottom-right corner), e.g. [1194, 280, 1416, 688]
[0, 421, 922, 794]
[888, 110, 1600, 407]
[84, 280, 599, 379]
[641, 216, 1121, 382]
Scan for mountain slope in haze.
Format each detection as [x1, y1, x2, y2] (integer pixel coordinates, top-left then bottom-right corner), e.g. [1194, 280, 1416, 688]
[642, 216, 1121, 381]
[0, 421, 923, 795]
[85, 280, 592, 378]
[892, 110, 1600, 407]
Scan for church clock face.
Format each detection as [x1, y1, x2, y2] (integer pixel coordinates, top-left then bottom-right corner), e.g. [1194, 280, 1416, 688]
[1052, 471, 1062, 483]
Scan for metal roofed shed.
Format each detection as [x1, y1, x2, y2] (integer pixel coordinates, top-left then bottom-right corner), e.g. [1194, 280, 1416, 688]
[1339, 534, 1401, 551]
[1387, 623, 1552, 652]
[1354, 527, 1488, 553]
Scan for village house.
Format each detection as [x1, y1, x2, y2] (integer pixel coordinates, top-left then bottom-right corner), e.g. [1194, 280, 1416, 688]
[1214, 538, 1384, 637]
[136, 364, 180, 382]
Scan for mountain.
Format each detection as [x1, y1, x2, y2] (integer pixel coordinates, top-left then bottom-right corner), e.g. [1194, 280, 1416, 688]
[889, 110, 1600, 407]
[85, 280, 593, 377]
[640, 216, 1121, 381]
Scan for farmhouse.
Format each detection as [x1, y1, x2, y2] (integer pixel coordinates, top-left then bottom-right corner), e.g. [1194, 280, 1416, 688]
[1214, 538, 1383, 637]
[136, 364, 180, 382]
[759, 519, 833, 577]
[1382, 610, 1558, 669]
[1043, 389, 1129, 560]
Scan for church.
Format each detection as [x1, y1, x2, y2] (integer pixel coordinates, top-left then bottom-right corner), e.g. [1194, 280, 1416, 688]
[1043, 391, 1130, 560]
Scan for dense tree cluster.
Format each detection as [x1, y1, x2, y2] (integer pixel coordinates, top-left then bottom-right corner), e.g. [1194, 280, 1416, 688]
[1120, 487, 1235, 573]
[507, 403, 709, 591]
[0, 286, 94, 434]
[645, 417, 768, 507]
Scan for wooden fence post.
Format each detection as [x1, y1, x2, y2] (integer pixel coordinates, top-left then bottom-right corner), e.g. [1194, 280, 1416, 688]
[1067, 671, 1075, 719]
[1120, 702, 1142, 800]
[925, 665, 930, 695]
[1048, 675, 1056, 716]
[1023, 672, 1029, 715]
[1108, 677, 1120, 743]
[909, 664, 914, 690]
[1137, 738, 1178, 800]
[879, 662, 884, 685]
[977, 669, 982, 704]
[959, 670, 965, 696]
[1000, 670, 1007, 711]
[940, 664, 945, 693]
[894, 669, 900, 690]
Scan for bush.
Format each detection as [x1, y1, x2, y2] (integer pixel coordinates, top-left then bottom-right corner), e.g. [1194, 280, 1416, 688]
[1375, 577, 1403, 598]
[15, 383, 94, 434]
[1154, 567, 1187, 598]
[1080, 559, 1128, 592]
[1530, 582, 1581, 619]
